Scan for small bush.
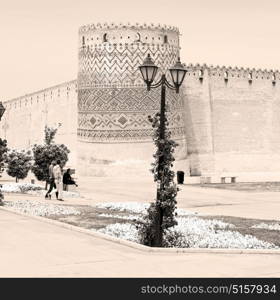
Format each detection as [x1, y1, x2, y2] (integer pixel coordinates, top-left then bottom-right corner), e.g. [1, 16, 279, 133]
[32, 126, 70, 185]
[18, 184, 44, 193]
[0, 183, 44, 194]
[6, 150, 32, 182]
[162, 230, 190, 248]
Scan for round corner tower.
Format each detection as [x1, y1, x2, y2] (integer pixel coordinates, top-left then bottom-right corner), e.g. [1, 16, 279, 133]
[77, 22, 187, 176]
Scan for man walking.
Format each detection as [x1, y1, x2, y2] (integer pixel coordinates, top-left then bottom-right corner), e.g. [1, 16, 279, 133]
[53, 160, 63, 201]
[45, 160, 58, 199]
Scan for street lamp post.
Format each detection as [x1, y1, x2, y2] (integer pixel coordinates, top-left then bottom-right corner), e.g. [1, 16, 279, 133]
[139, 54, 187, 246]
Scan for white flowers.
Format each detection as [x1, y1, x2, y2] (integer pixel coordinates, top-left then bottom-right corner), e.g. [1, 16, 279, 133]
[96, 202, 150, 214]
[95, 201, 195, 216]
[252, 223, 280, 231]
[98, 223, 139, 243]
[167, 217, 275, 249]
[0, 182, 80, 198]
[0, 183, 44, 193]
[4, 199, 80, 217]
[94, 202, 278, 249]
[98, 213, 143, 221]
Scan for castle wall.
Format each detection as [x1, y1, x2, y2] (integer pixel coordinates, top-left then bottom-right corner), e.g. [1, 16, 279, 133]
[185, 64, 280, 180]
[1, 80, 78, 168]
[183, 68, 215, 176]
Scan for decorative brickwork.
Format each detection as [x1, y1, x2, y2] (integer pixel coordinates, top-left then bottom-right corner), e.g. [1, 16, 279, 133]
[186, 63, 280, 83]
[77, 127, 186, 143]
[77, 23, 185, 143]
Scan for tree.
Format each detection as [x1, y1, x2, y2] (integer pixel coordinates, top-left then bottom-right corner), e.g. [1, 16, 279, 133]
[6, 150, 32, 182]
[0, 138, 8, 173]
[0, 138, 8, 205]
[138, 113, 179, 247]
[32, 126, 70, 189]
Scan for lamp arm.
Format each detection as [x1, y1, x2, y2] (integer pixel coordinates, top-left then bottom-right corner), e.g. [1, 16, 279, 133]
[164, 77, 177, 90]
[147, 75, 180, 91]
[150, 77, 164, 89]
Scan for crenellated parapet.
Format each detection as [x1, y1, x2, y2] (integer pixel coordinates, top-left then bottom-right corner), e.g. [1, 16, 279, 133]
[3, 80, 77, 110]
[186, 63, 280, 83]
[79, 22, 179, 34]
[78, 22, 179, 50]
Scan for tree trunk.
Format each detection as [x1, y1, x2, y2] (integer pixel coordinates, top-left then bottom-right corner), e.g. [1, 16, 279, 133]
[150, 204, 163, 247]
[45, 181, 48, 190]
[16, 177, 18, 183]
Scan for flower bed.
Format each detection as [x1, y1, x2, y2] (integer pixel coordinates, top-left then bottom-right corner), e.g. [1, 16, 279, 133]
[95, 201, 196, 216]
[3, 199, 80, 217]
[0, 182, 80, 198]
[95, 202, 278, 249]
[0, 183, 44, 193]
[2, 198, 278, 249]
[252, 223, 280, 231]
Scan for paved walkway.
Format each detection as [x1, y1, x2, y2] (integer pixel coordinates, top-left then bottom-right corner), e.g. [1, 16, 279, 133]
[1, 209, 280, 278]
[11, 176, 278, 221]
[73, 176, 280, 220]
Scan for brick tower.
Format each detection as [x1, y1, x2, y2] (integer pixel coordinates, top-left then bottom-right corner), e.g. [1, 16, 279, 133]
[77, 22, 187, 176]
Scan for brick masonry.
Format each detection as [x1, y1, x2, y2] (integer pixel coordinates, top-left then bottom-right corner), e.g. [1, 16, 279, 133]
[1, 81, 78, 169]
[184, 64, 280, 179]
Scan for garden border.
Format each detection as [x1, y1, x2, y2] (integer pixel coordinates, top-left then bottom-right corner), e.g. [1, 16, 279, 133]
[1, 205, 280, 255]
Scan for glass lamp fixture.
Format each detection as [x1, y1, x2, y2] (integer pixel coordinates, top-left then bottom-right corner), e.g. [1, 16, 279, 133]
[169, 57, 187, 93]
[139, 54, 158, 90]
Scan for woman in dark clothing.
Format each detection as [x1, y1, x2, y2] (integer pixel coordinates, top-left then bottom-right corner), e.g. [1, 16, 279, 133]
[63, 168, 78, 190]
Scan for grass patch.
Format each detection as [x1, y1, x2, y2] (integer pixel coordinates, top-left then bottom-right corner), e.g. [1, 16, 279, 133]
[47, 205, 140, 230]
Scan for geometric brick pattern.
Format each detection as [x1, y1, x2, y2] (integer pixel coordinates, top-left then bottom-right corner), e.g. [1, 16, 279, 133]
[77, 127, 185, 142]
[78, 43, 178, 87]
[78, 87, 184, 112]
[77, 23, 186, 143]
[79, 109, 185, 131]
[78, 86, 186, 142]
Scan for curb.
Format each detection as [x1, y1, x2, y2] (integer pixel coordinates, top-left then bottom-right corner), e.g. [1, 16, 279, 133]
[1, 206, 280, 255]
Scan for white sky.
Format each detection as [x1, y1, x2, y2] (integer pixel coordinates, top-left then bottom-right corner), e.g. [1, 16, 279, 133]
[1, 0, 280, 99]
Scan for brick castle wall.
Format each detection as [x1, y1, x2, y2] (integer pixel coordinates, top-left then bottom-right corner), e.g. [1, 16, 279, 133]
[184, 64, 280, 178]
[1, 81, 78, 168]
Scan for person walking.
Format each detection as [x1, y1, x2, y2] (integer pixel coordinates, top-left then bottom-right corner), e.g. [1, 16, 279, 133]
[45, 160, 58, 200]
[53, 160, 63, 201]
